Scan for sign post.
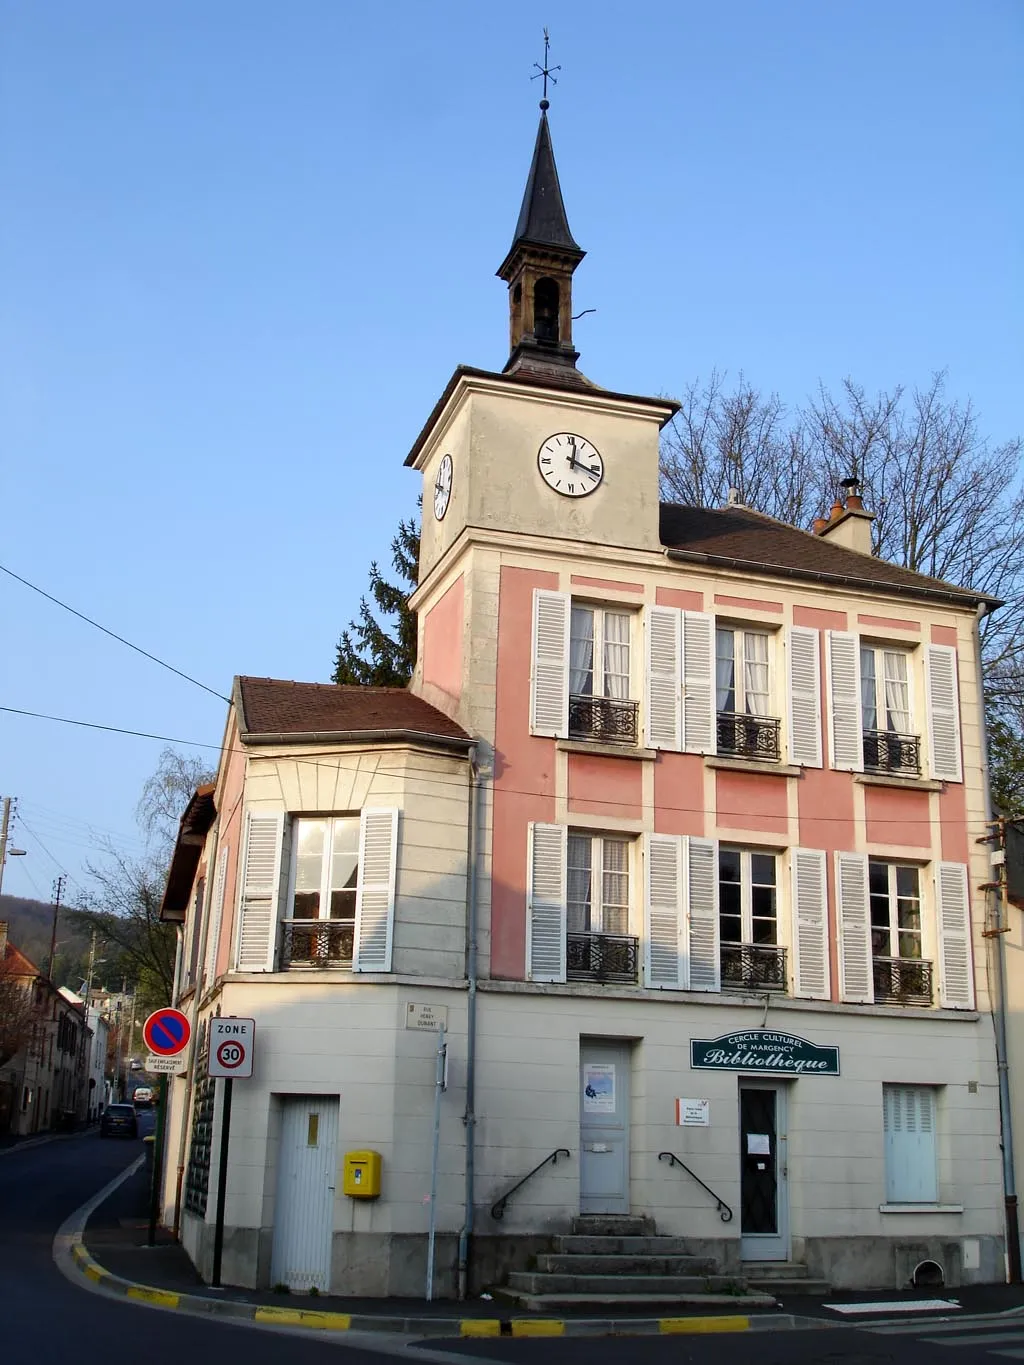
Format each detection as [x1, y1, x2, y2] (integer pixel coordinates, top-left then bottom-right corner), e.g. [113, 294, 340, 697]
[208, 1018, 255, 1288]
[142, 1009, 192, 1248]
[425, 1023, 447, 1303]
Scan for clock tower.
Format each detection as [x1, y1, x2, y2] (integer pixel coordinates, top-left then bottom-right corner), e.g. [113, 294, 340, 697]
[406, 97, 678, 732]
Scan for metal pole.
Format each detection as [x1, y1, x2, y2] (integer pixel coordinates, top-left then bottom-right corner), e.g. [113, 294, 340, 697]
[47, 875, 65, 980]
[458, 747, 479, 1300]
[148, 1074, 168, 1246]
[0, 797, 10, 898]
[211, 1076, 233, 1287]
[425, 1024, 446, 1302]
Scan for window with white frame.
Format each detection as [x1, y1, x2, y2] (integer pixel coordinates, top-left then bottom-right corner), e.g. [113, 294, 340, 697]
[869, 860, 931, 1005]
[718, 848, 786, 991]
[568, 605, 638, 744]
[715, 627, 780, 760]
[287, 816, 360, 967]
[860, 644, 919, 774]
[565, 832, 637, 984]
[883, 1084, 938, 1203]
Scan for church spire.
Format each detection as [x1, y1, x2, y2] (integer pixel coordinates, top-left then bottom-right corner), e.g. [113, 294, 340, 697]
[497, 34, 585, 374]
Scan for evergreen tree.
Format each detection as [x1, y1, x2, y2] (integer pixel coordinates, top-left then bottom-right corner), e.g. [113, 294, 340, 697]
[333, 513, 419, 687]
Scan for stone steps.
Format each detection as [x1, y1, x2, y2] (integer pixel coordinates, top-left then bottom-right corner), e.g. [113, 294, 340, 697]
[571, 1215, 657, 1236]
[741, 1261, 831, 1297]
[505, 1271, 749, 1295]
[552, 1235, 695, 1255]
[536, 1253, 717, 1275]
[491, 1289, 778, 1312]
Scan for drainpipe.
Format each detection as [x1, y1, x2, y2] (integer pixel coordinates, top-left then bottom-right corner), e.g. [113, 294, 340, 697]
[975, 602, 1021, 1281]
[457, 744, 480, 1301]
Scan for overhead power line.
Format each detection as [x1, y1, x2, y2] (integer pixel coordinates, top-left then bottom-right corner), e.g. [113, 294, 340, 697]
[0, 562, 231, 703]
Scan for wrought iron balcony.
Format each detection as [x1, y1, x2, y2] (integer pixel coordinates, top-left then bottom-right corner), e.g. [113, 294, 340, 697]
[566, 931, 639, 984]
[569, 693, 639, 746]
[720, 942, 788, 992]
[863, 729, 921, 775]
[281, 919, 354, 969]
[873, 955, 933, 1005]
[716, 712, 781, 762]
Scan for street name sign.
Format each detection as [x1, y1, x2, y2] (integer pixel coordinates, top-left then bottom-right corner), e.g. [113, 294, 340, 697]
[208, 1017, 255, 1079]
[143, 1007, 191, 1057]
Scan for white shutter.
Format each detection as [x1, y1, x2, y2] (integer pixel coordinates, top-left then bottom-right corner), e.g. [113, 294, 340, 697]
[936, 861, 974, 1009]
[527, 822, 567, 983]
[792, 848, 830, 999]
[682, 611, 716, 754]
[204, 844, 228, 986]
[530, 589, 570, 738]
[788, 627, 823, 768]
[644, 834, 684, 987]
[826, 631, 863, 771]
[235, 812, 284, 972]
[884, 1085, 938, 1202]
[687, 836, 720, 991]
[644, 606, 682, 750]
[353, 807, 399, 971]
[835, 851, 873, 1002]
[925, 644, 963, 782]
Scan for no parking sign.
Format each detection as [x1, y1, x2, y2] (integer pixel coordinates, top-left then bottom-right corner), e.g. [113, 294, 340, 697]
[208, 1017, 255, 1079]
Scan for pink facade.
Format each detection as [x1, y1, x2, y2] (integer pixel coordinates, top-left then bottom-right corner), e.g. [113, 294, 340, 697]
[567, 753, 642, 820]
[716, 770, 788, 835]
[422, 575, 465, 702]
[714, 594, 783, 614]
[654, 754, 706, 837]
[491, 566, 558, 979]
[655, 586, 704, 611]
[865, 785, 931, 849]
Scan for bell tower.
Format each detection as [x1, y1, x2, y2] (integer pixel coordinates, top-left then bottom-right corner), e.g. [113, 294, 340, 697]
[496, 96, 584, 375]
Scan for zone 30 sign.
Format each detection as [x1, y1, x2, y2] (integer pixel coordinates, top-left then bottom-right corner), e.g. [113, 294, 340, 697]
[208, 1017, 256, 1079]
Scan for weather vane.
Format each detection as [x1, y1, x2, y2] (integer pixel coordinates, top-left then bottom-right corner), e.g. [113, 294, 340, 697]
[531, 27, 560, 109]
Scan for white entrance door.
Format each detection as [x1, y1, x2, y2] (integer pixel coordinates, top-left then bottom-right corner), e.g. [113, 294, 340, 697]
[271, 1096, 339, 1292]
[579, 1043, 630, 1214]
[739, 1083, 790, 1261]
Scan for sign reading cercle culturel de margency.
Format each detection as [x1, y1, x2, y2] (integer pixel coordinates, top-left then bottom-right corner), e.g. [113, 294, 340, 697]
[690, 1030, 840, 1076]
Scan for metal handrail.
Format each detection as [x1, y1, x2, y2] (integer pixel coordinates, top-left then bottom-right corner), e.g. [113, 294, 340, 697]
[658, 1150, 733, 1222]
[490, 1148, 571, 1220]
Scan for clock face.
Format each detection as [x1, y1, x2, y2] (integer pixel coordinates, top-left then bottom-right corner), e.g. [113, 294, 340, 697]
[433, 453, 453, 520]
[537, 433, 604, 498]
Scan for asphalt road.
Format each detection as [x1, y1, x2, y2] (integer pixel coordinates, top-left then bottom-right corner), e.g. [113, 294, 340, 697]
[3, 1121, 1023, 1365]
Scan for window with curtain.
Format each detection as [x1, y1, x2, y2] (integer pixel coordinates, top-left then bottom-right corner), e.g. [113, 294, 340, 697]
[291, 817, 360, 923]
[716, 627, 770, 715]
[861, 646, 912, 733]
[869, 861, 922, 960]
[567, 833, 631, 934]
[570, 605, 632, 699]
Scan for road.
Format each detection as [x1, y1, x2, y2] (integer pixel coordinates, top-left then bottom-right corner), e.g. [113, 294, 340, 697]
[2, 1121, 1023, 1365]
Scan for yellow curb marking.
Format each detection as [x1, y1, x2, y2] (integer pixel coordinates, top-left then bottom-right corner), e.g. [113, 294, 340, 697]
[510, 1319, 565, 1337]
[127, 1287, 181, 1308]
[84, 1265, 110, 1284]
[254, 1307, 352, 1330]
[659, 1316, 750, 1334]
[459, 1319, 502, 1337]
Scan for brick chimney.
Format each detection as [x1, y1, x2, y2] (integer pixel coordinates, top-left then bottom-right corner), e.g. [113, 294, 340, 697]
[813, 475, 874, 555]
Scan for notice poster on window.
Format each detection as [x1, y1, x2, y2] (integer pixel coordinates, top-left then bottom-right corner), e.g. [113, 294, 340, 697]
[747, 1132, 771, 1155]
[583, 1063, 616, 1113]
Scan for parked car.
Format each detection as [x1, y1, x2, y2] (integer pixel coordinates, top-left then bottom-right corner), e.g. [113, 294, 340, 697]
[132, 1086, 155, 1108]
[100, 1104, 138, 1138]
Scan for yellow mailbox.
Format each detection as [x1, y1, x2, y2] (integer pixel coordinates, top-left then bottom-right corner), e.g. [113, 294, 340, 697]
[342, 1149, 382, 1198]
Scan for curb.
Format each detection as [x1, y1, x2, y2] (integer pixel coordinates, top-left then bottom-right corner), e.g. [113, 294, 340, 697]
[62, 1245, 808, 1339]
[54, 1158, 821, 1340]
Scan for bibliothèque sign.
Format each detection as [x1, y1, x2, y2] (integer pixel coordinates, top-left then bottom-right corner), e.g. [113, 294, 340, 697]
[690, 1030, 840, 1076]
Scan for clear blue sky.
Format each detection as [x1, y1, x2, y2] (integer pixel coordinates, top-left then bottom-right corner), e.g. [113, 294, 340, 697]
[1, 1, 1021, 906]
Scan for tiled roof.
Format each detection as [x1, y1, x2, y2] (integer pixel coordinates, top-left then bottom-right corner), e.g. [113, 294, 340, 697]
[236, 678, 473, 745]
[659, 504, 997, 606]
[4, 941, 40, 978]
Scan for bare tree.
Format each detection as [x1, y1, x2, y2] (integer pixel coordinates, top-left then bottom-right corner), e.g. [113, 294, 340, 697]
[137, 747, 215, 856]
[0, 954, 37, 1069]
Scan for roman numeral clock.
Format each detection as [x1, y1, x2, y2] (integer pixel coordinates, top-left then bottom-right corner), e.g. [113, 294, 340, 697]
[537, 432, 604, 498]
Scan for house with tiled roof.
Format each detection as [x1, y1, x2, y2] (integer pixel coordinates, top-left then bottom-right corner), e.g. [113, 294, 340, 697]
[161, 102, 1008, 1302]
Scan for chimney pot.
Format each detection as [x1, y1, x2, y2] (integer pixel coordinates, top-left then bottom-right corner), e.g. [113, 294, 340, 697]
[846, 492, 864, 511]
[812, 517, 829, 535]
[830, 499, 844, 522]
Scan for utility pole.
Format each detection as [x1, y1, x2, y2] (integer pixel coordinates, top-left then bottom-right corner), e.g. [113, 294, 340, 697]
[46, 875, 66, 981]
[0, 796, 27, 897]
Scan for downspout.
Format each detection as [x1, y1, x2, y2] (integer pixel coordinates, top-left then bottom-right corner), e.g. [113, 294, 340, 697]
[457, 743, 480, 1300]
[975, 601, 1021, 1281]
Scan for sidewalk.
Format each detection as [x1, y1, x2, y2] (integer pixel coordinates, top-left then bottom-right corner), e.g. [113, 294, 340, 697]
[78, 1156, 1024, 1336]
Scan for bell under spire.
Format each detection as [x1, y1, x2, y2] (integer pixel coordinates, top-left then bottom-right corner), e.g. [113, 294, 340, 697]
[497, 106, 585, 374]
